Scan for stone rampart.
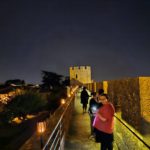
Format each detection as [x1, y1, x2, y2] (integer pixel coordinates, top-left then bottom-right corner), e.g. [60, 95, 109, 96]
[107, 77, 150, 133]
[139, 77, 150, 122]
[107, 77, 141, 131]
[86, 77, 150, 133]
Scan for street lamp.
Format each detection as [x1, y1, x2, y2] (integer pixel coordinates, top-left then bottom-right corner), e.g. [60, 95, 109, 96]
[37, 121, 46, 149]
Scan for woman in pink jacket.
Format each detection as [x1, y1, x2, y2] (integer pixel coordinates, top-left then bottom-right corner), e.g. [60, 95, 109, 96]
[93, 93, 115, 150]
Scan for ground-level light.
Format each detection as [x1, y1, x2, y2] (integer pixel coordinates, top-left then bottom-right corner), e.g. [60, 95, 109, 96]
[61, 99, 66, 105]
[37, 121, 46, 149]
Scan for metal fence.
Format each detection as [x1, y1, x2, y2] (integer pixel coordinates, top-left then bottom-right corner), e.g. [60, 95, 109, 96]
[42, 93, 75, 150]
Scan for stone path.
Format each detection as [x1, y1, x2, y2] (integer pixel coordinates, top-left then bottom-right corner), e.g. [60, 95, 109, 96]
[64, 91, 100, 150]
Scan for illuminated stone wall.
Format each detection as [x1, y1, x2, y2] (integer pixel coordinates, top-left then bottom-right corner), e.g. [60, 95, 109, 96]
[84, 77, 150, 132]
[103, 81, 108, 94]
[85, 82, 103, 92]
[69, 66, 92, 84]
[139, 77, 150, 135]
[107, 77, 150, 132]
[96, 82, 103, 92]
[139, 77, 150, 122]
[107, 77, 141, 131]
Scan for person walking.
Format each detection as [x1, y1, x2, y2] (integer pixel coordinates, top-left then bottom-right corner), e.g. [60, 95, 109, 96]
[80, 87, 89, 113]
[93, 93, 115, 150]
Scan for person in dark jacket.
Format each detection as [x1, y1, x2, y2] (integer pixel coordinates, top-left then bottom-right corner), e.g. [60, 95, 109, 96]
[80, 87, 89, 113]
[88, 92, 102, 138]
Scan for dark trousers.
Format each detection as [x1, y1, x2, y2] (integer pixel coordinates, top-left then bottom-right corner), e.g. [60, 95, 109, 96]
[89, 115, 95, 135]
[82, 103, 87, 111]
[101, 142, 113, 150]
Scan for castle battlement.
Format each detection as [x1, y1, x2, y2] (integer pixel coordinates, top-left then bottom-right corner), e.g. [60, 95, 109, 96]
[70, 66, 91, 70]
[69, 66, 92, 84]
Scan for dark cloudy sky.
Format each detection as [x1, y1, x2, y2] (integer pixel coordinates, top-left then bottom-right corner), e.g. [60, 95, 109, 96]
[0, 0, 150, 83]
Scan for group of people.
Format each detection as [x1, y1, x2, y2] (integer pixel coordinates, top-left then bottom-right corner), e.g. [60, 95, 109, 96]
[80, 87, 115, 150]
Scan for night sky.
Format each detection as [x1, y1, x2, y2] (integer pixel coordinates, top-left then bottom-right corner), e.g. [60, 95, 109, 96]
[0, 0, 150, 84]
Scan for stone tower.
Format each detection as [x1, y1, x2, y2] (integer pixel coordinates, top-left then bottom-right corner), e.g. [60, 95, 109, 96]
[69, 66, 92, 84]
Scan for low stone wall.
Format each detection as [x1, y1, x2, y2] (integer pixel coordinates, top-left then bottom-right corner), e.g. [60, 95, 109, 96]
[114, 116, 149, 150]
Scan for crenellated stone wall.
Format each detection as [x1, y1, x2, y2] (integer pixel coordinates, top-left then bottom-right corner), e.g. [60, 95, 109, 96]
[70, 66, 92, 84]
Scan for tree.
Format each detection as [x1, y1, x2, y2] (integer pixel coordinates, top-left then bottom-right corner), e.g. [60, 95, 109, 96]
[41, 71, 63, 91]
[4, 91, 47, 122]
[62, 76, 70, 86]
[5, 79, 25, 86]
[47, 87, 67, 111]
